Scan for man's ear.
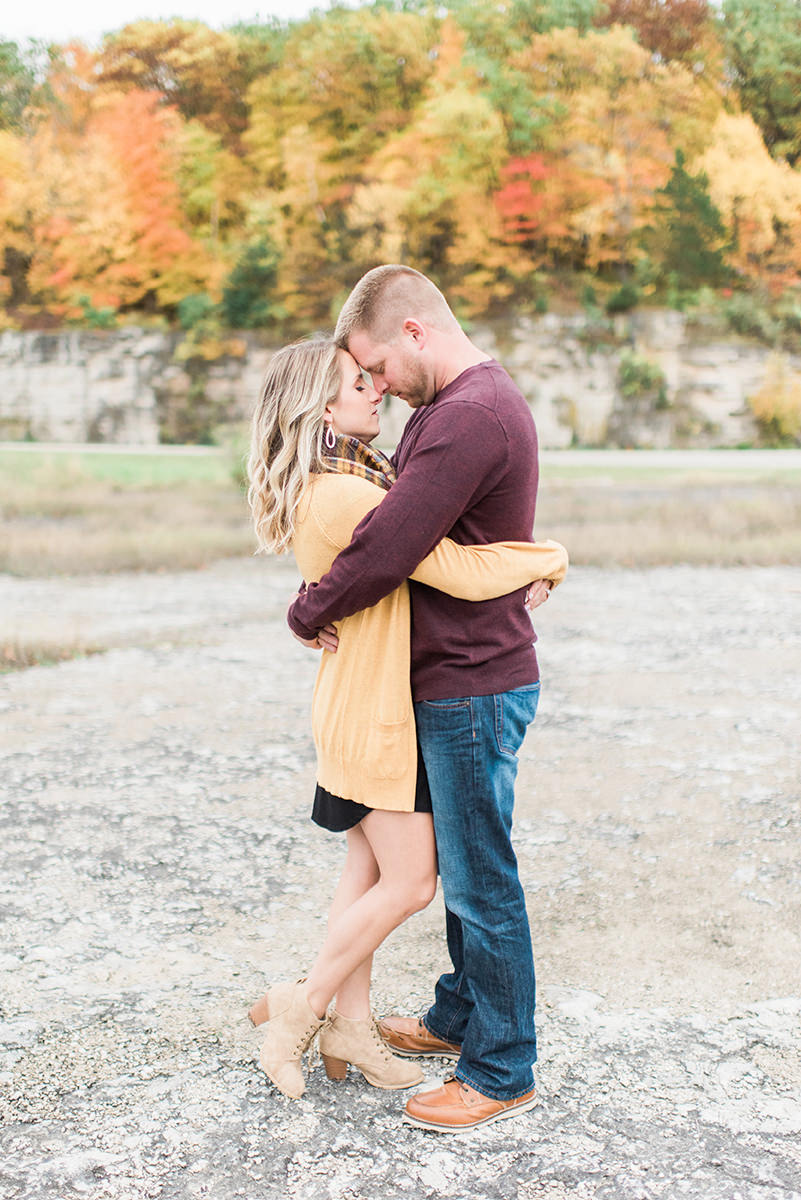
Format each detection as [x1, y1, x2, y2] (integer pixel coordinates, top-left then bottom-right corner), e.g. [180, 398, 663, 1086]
[402, 318, 426, 346]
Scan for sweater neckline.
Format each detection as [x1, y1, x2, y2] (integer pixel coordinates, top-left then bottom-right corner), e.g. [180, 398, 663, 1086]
[433, 358, 498, 405]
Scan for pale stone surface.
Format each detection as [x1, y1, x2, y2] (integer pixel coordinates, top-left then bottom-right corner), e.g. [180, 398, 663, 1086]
[1, 560, 800, 1198]
[1, 312, 794, 447]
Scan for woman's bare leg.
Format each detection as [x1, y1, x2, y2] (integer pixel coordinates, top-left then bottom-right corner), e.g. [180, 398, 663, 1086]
[327, 825, 379, 1020]
[304, 810, 436, 1019]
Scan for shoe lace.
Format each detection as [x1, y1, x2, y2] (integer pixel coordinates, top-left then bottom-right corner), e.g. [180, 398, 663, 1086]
[444, 1074, 468, 1093]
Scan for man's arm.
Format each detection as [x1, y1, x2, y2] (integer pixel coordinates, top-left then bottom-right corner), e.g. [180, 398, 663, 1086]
[287, 404, 507, 640]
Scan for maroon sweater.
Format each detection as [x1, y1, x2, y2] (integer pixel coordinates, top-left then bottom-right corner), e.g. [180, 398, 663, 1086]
[287, 360, 540, 700]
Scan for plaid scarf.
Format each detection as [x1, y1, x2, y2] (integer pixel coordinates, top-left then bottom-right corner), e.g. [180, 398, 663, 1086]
[322, 434, 396, 492]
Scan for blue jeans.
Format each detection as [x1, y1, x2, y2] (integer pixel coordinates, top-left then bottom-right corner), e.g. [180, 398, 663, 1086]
[414, 683, 540, 1101]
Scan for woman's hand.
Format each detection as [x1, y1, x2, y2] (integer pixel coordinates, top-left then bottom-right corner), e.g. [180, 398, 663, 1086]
[290, 623, 339, 651]
[524, 580, 552, 611]
[288, 593, 339, 652]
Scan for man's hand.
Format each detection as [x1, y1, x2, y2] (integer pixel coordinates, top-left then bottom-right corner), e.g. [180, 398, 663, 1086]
[524, 580, 552, 611]
[291, 622, 339, 652]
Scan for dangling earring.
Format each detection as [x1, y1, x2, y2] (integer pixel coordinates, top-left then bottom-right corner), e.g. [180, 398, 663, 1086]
[324, 424, 336, 451]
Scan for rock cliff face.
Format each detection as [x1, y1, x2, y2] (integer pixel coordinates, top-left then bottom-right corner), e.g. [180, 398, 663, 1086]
[0, 312, 792, 447]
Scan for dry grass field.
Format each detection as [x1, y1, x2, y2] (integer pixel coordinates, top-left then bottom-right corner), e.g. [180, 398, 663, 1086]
[1, 446, 799, 579]
[0, 446, 255, 577]
[536, 460, 801, 567]
[2, 445, 798, 673]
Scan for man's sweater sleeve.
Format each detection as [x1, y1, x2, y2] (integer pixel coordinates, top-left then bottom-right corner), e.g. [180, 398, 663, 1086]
[287, 403, 507, 639]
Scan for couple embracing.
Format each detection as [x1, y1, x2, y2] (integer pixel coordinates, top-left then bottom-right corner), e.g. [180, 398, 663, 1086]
[246, 265, 568, 1134]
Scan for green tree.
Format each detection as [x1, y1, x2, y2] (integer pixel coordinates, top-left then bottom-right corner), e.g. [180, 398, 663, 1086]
[721, 0, 801, 165]
[648, 149, 729, 288]
[448, 0, 602, 152]
[449, 0, 602, 51]
[0, 41, 36, 132]
[221, 238, 282, 328]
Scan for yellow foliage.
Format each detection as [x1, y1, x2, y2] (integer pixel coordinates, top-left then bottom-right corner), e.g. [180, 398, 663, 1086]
[512, 26, 723, 268]
[0, 131, 29, 261]
[349, 78, 507, 308]
[245, 7, 436, 177]
[748, 354, 801, 444]
[174, 330, 247, 362]
[172, 119, 249, 245]
[694, 113, 801, 283]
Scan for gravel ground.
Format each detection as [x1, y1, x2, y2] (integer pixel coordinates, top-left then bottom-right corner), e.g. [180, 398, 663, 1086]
[1, 559, 800, 1200]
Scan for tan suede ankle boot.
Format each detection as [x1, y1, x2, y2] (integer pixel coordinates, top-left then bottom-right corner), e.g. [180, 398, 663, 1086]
[257, 979, 325, 1100]
[319, 1010, 424, 1090]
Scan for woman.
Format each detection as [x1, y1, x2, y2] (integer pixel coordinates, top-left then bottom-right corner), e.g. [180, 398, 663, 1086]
[246, 336, 567, 1101]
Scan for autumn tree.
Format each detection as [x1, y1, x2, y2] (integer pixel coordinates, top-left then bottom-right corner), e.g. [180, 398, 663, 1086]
[343, 19, 517, 313]
[0, 41, 37, 132]
[447, 0, 601, 153]
[721, 0, 801, 165]
[509, 25, 722, 273]
[246, 6, 435, 175]
[245, 6, 437, 320]
[173, 118, 248, 248]
[594, 0, 716, 64]
[0, 44, 105, 315]
[97, 19, 275, 146]
[450, 0, 602, 53]
[0, 129, 32, 308]
[29, 90, 213, 314]
[694, 111, 801, 288]
[494, 153, 598, 271]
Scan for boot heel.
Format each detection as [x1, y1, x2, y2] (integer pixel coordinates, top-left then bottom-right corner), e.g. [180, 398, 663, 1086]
[322, 1054, 348, 1081]
[248, 995, 269, 1027]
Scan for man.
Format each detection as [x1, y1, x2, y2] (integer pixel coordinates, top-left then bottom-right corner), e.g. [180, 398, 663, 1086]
[287, 265, 552, 1132]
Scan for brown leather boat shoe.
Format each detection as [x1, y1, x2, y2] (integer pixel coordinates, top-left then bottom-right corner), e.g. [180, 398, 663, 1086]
[377, 1016, 461, 1060]
[403, 1075, 538, 1132]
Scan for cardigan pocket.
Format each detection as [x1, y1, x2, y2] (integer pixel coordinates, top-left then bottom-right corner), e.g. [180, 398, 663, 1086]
[359, 717, 409, 780]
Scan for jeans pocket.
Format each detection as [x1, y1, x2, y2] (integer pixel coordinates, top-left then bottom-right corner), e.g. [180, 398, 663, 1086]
[416, 697, 475, 746]
[494, 684, 540, 757]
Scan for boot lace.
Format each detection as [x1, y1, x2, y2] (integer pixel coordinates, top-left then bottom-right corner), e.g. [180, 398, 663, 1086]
[370, 1015, 393, 1062]
[295, 1017, 324, 1061]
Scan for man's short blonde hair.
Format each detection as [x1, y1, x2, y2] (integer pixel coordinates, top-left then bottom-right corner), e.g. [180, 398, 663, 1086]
[334, 265, 458, 349]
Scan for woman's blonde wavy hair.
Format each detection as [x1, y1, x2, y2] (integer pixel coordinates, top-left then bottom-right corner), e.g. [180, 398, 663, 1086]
[247, 336, 340, 554]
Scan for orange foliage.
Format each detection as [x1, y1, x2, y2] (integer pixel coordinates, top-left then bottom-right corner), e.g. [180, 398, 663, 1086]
[0, 7, 794, 327]
[30, 90, 212, 312]
[510, 26, 722, 270]
[495, 155, 588, 255]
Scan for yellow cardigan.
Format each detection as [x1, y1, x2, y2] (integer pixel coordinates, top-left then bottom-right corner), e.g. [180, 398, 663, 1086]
[291, 472, 568, 812]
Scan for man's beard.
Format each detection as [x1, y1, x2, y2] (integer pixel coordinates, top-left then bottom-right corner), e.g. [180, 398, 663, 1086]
[394, 356, 433, 409]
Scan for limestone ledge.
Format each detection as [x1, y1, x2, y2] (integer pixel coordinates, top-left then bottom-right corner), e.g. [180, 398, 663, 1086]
[0, 312, 793, 447]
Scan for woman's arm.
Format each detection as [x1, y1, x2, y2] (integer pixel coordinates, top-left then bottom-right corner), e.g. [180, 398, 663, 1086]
[410, 538, 568, 600]
[310, 474, 567, 600]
